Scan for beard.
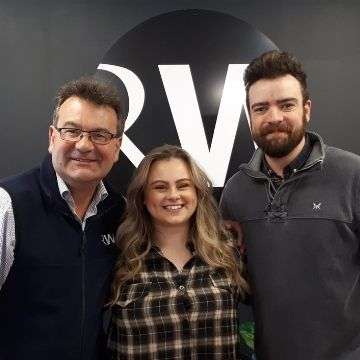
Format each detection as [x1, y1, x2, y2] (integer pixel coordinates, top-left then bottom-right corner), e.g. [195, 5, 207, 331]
[252, 113, 307, 158]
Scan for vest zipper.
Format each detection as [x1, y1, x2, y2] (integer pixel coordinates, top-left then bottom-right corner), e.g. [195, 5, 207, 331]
[80, 230, 87, 359]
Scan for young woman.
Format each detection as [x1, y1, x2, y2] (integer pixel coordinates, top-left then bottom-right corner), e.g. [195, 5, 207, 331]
[108, 145, 248, 359]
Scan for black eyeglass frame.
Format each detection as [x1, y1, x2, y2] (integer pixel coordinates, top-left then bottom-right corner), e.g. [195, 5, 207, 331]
[54, 126, 121, 145]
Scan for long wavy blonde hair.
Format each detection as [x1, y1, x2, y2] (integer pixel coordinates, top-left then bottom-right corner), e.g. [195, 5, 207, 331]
[110, 145, 248, 304]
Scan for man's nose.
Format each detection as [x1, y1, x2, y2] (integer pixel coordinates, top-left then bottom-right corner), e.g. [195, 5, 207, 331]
[266, 106, 284, 123]
[75, 133, 95, 151]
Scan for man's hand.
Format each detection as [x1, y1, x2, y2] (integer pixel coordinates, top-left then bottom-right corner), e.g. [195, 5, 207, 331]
[223, 220, 245, 255]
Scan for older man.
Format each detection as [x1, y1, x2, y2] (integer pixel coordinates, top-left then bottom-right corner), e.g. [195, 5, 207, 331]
[221, 51, 360, 359]
[0, 76, 125, 360]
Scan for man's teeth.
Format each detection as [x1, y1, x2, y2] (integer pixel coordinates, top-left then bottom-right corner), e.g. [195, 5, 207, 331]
[164, 205, 183, 210]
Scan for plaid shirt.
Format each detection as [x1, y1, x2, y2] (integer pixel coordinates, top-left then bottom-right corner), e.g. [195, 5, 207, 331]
[108, 247, 241, 359]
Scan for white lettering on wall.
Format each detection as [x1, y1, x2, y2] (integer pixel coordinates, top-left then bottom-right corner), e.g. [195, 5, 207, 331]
[159, 64, 248, 186]
[97, 64, 145, 167]
[98, 63, 250, 187]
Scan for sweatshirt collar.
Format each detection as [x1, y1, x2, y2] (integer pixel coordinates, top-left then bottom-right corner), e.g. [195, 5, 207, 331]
[241, 131, 325, 178]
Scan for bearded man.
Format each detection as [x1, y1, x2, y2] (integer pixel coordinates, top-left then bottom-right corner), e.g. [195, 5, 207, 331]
[220, 50, 360, 360]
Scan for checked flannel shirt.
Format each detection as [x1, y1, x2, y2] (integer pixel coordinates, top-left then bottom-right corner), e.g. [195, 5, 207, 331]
[108, 246, 241, 359]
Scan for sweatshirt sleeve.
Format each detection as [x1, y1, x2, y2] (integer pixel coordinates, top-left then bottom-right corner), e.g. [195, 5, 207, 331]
[219, 183, 236, 221]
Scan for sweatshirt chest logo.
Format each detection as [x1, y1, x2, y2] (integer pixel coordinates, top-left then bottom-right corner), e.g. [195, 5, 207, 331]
[313, 202, 322, 211]
[101, 233, 115, 245]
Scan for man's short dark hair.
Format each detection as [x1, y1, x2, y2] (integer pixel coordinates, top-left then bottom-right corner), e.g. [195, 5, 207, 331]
[52, 76, 125, 135]
[244, 50, 309, 111]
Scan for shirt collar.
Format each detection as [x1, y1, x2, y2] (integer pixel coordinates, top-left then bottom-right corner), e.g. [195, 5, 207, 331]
[55, 174, 108, 211]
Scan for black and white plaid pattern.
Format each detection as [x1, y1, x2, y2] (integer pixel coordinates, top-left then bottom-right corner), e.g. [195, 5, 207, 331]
[108, 247, 241, 359]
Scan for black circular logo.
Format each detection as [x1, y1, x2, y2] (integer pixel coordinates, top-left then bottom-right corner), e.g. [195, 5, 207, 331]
[97, 9, 277, 198]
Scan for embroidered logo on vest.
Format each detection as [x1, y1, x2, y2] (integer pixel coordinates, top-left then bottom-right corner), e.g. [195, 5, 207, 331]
[101, 233, 115, 245]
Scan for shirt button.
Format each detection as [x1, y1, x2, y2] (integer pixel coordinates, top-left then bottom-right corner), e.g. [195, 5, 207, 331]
[179, 285, 185, 292]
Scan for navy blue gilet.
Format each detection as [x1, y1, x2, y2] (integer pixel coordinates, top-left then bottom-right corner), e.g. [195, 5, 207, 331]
[0, 155, 124, 360]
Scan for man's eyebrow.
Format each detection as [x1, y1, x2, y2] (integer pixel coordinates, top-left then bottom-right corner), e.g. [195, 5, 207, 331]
[59, 121, 111, 132]
[60, 121, 80, 128]
[251, 98, 299, 110]
[251, 101, 268, 110]
[277, 97, 298, 104]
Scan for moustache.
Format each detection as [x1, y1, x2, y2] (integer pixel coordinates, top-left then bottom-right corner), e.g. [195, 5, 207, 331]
[260, 122, 291, 136]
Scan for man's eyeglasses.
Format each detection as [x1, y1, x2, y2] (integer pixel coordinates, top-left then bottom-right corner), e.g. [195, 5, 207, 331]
[54, 127, 120, 145]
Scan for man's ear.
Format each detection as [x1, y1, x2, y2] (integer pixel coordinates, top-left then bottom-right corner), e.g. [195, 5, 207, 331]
[113, 137, 122, 162]
[48, 125, 55, 154]
[304, 99, 311, 123]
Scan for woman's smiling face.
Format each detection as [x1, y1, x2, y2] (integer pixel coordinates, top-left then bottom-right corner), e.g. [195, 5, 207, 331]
[144, 157, 198, 230]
